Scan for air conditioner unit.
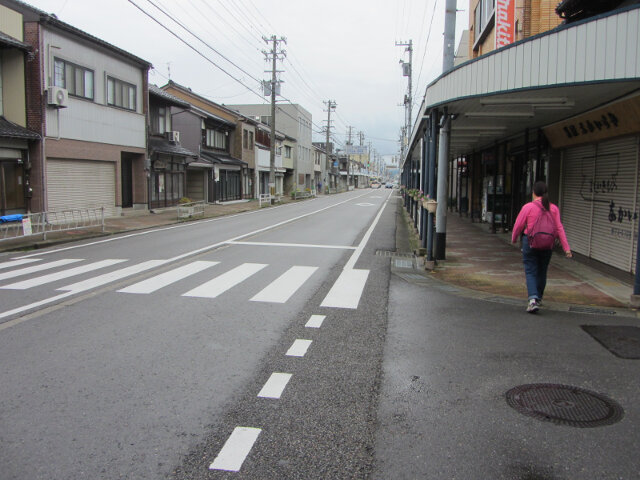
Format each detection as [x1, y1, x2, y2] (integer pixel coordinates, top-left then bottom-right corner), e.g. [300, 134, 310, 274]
[166, 131, 180, 143]
[47, 86, 68, 108]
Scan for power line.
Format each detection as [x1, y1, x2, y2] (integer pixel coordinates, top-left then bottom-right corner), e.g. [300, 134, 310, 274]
[146, 0, 263, 84]
[414, 0, 440, 101]
[128, 0, 265, 100]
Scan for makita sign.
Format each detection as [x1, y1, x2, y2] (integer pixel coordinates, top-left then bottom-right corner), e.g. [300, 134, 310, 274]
[495, 0, 515, 48]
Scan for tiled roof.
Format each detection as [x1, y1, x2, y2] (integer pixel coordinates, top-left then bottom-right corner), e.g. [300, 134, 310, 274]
[0, 31, 30, 51]
[149, 137, 197, 158]
[0, 117, 40, 140]
[149, 85, 190, 108]
[200, 150, 247, 166]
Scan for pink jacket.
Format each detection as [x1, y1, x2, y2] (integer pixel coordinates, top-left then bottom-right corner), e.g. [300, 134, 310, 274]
[511, 198, 571, 252]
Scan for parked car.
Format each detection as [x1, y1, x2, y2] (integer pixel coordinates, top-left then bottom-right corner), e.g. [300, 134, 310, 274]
[370, 182, 381, 189]
[385, 182, 393, 188]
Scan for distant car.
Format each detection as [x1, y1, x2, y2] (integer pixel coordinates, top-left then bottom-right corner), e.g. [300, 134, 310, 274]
[385, 182, 393, 189]
[370, 182, 381, 189]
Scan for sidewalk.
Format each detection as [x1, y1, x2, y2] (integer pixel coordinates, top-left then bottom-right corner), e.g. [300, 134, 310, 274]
[0, 198, 289, 254]
[400, 204, 637, 315]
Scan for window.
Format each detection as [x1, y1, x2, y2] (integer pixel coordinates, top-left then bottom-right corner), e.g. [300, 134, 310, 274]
[284, 145, 291, 158]
[205, 128, 227, 149]
[158, 106, 166, 134]
[474, 0, 495, 43]
[107, 76, 136, 111]
[243, 129, 248, 149]
[249, 131, 254, 149]
[53, 58, 94, 100]
[260, 115, 271, 126]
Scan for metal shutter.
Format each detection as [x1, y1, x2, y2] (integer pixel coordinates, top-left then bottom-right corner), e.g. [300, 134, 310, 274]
[560, 144, 596, 257]
[588, 136, 639, 273]
[47, 159, 117, 218]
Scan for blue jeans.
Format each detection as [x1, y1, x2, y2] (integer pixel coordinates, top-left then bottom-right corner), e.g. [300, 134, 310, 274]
[521, 235, 553, 301]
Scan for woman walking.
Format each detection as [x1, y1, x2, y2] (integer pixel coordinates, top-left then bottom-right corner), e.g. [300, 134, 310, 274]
[511, 181, 572, 313]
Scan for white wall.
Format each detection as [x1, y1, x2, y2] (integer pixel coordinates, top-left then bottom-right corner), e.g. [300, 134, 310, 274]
[42, 28, 146, 148]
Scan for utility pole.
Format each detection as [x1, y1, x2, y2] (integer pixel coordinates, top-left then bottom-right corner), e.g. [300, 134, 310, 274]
[358, 131, 365, 146]
[443, 0, 457, 73]
[324, 100, 336, 187]
[346, 126, 354, 145]
[396, 40, 413, 148]
[263, 35, 286, 196]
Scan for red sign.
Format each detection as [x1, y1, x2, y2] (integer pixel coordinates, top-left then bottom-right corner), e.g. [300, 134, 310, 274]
[495, 0, 515, 48]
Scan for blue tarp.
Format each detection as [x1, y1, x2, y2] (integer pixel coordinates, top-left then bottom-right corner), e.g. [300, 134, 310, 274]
[0, 214, 23, 223]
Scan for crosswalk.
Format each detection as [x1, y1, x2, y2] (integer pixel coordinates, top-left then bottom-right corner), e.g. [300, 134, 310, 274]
[0, 257, 369, 310]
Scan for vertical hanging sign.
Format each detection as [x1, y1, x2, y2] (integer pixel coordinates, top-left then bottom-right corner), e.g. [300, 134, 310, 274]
[495, 0, 515, 48]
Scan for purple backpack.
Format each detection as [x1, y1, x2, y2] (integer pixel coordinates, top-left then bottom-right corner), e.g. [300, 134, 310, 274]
[527, 202, 557, 250]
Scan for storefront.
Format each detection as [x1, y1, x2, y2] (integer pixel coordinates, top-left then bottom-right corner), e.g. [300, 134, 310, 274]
[148, 138, 197, 210]
[200, 151, 247, 203]
[545, 94, 640, 274]
[0, 119, 40, 215]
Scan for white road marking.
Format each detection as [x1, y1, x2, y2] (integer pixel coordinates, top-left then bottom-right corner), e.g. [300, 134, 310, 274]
[320, 269, 370, 309]
[305, 314, 326, 328]
[57, 260, 167, 293]
[226, 241, 356, 250]
[0, 258, 41, 270]
[0, 259, 82, 282]
[286, 339, 312, 357]
[356, 202, 375, 206]
[257, 372, 292, 399]
[0, 291, 76, 323]
[0, 259, 127, 290]
[344, 190, 392, 270]
[250, 266, 318, 303]
[209, 426, 261, 472]
[182, 263, 267, 298]
[118, 261, 219, 294]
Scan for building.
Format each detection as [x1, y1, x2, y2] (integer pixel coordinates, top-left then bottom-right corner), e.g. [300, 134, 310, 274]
[147, 85, 197, 209]
[0, 2, 40, 216]
[401, 2, 640, 283]
[162, 81, 251, 203]
[4, 0, 152, 217]
[227, 103, 314, 193]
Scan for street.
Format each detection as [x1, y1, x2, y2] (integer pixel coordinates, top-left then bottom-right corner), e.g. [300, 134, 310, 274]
[0, 190, 394, 479]
[2, 190, 640, 480]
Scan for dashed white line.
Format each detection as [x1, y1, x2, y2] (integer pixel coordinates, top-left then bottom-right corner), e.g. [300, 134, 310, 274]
[209, 426, 262, 472]
[286, 339, 313, 357]
[257, 372, 293, 399]
[305, 314, 326, 328]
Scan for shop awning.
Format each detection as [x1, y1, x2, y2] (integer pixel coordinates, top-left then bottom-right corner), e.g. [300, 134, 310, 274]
[0, 116, 40, 140]
[403, 4, 640, 165]
[200, 151, 247, 167]
[149, 137, 197, 158]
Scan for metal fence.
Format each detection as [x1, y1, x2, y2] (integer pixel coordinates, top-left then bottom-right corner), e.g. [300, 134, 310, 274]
[0, 207, 105, 243]
[177, 201, 205, 219]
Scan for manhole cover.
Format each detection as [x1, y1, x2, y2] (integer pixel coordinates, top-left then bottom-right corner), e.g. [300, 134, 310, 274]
[505, 383, 623, 427]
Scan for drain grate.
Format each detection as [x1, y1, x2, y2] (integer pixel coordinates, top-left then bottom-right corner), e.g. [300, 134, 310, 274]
[569, 306, 617, 316]
[394, 259, 414, 269]
[376, 250, 414, 258]
[505, 383, 624, 428]
[581, 325, 640, 359]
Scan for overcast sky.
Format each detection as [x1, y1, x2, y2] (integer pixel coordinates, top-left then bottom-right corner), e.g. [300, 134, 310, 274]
[26, 0, 468, 159]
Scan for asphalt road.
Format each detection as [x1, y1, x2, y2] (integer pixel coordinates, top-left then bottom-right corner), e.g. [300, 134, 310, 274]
[0, 189, 395, 480]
